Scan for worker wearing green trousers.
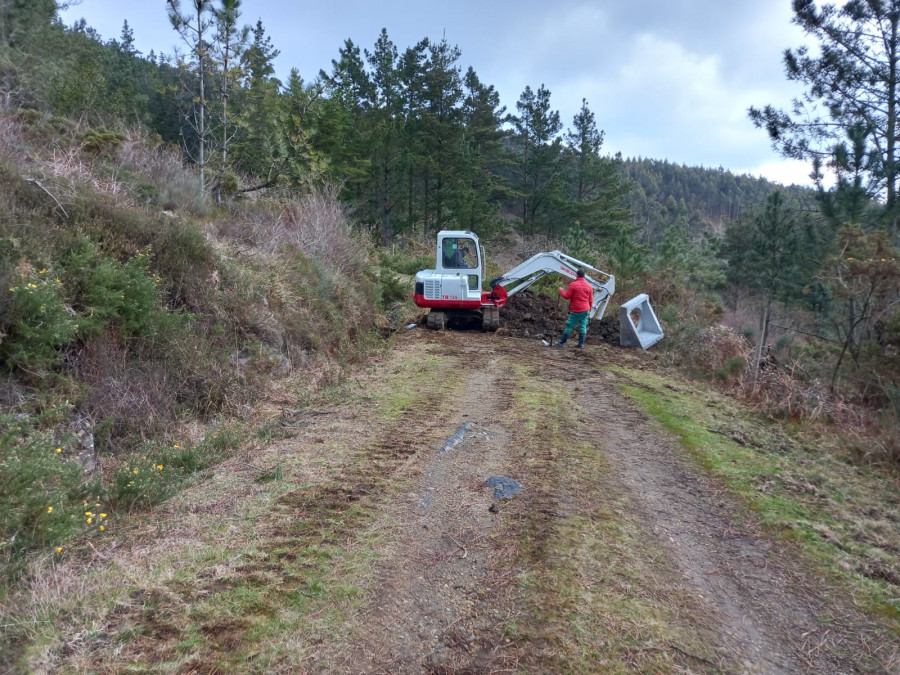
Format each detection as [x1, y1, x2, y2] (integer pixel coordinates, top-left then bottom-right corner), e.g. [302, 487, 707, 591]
[554, 269, 593, 349]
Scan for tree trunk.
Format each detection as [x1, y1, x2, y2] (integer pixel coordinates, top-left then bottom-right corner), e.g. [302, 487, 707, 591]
[196, 12, 205, 194]
[750, 297, 771, 385]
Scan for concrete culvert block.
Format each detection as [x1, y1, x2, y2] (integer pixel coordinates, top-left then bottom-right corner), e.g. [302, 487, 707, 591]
[619, 294, 663, 349]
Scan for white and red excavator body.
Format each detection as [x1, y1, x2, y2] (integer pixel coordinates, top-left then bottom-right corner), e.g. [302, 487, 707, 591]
[413, 230, 616, 332]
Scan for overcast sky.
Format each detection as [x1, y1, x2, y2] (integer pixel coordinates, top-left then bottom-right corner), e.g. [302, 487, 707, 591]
[59, 0, 816, 186]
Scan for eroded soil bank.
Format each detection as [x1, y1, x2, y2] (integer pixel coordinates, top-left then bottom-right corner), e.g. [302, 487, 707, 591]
[7, 329, 897, 673]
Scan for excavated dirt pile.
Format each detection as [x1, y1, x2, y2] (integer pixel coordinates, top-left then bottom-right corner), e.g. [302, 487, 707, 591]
[500, 289, 621, 344]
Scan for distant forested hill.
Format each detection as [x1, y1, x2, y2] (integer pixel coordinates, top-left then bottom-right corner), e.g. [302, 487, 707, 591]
[619, 158, 813, 248]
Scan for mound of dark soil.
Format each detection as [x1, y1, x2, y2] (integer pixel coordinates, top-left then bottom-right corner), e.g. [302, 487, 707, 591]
[500, 290, 620, 345]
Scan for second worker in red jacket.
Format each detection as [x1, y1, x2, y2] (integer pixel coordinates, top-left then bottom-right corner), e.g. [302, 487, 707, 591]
[554, 269, 593, 349]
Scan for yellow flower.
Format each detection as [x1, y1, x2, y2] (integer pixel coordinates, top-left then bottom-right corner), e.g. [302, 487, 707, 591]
[56, 547, 63, 553]
[56, 448, 62, 453]
[47, 506, 53, 513]
[100, 513, 107, 518]
[157, 464, 164, 470]
[86, 518, 92, 524]
[39, 268, 47, 274]
[56, 278, 62, 284]
[173, 444, 180, 449]
[99, 525, 105, 531]
[85, 511, 93, 517]
[133, 469, 139, 474]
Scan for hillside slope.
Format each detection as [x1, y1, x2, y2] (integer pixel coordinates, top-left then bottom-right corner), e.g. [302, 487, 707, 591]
[4, 330, 897, 673]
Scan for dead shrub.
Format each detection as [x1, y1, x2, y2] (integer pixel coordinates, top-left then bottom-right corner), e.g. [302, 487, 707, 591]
[217, 188, 380, 362]
[255, 186, 372, 279]
[842, 423, 900, 466]
[115, 129, 209, 215]
[70, 323, 258, 453]
[72, 332, 178, 450]
[0, 110, 28, 165]
[684, 324, 752, 384]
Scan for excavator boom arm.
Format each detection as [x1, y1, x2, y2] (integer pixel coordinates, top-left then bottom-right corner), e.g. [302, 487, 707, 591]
[490, 251, 616, 319]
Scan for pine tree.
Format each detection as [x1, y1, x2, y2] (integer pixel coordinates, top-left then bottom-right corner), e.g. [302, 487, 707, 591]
[749, 0, 900, 226]
[454, 67, 508, 236]
[233, 19, 281, 180]
[319, 39, 375, 203]
[366, 28, 404, 239]
[397, 39, 428, 231]
[511, 84, 563, 237]
[0, 0, 56, 48]
[0, 0, 58, 107]
[420, 37, 464, 233]
[563, 98, 631, 240]
[210, 0, 248, 203]
[167, 0, 216, 193]
[724, 191, 813, 380]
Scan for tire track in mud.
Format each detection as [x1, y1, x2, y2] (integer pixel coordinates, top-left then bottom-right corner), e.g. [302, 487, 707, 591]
[268, 365, 462, 551]
[99, 354, 473, 672]
[59, 330, 884, 673]
[339, 344, 524, 674]
[572, 366, 863, 674]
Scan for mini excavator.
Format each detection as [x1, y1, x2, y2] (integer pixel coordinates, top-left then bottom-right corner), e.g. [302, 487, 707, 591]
[412, 230, 663, 348]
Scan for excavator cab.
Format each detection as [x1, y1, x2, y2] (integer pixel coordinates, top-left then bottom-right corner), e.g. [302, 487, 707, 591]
[438, 232, 481, 293]
[413, 230, 490, 329]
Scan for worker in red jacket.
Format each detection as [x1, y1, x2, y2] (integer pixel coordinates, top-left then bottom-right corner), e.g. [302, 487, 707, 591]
[554, 269, 593, 348]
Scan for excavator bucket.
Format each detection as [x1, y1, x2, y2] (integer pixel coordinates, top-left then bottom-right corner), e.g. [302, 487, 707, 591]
[619, 294, 663, 349]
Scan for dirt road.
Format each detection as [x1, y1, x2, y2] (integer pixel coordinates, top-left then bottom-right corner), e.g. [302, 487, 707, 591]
[16, 329, 892, 673]
[324, 331, 874, 674]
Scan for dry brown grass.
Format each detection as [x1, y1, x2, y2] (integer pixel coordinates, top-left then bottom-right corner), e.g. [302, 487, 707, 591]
[674, 319, 899, 465]
[116, 129, 209, 215]
[0, 110, 28, 165]
[237, 185, 372, 279]
[71, 332, 178, 444]
[742, 366, 863, 423]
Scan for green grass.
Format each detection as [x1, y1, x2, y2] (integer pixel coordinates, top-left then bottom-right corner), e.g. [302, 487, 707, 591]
[615, 366, 900, 627]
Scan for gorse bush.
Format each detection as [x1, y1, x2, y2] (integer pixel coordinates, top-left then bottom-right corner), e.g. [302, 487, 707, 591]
[377, 266, 411, 307]
[71, 194, 217, 312]
[2, 270, 77, 370]
[62, 237, 163, 338]
[106, 424, 245, 512]
[0, 411, 102, 576]
[80, 128, 126, 157]
[0, 409, 246, 582]
[379, 248, 433, 277]
[0, 231, 174, 372]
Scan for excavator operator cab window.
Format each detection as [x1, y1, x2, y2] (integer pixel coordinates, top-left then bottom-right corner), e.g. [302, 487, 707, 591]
[442, 237, 478, 270]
